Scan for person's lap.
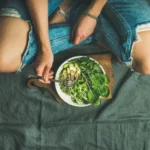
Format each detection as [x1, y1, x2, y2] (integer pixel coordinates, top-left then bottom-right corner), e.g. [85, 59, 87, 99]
[0, 0, 65, 72]
[95, 0, 150, 64]
[0, 0, 150, 72]
[0, 0, 93, 72]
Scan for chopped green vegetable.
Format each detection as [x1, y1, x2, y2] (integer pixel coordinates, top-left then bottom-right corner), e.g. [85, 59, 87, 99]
[93, 99, 101, 106]
[59, 57, 110, 106]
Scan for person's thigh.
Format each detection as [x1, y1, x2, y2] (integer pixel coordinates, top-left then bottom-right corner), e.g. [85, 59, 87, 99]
[0, 0, 64, 72]
[132, 30, 150, 74]
[101, 0, 150, 64]
[0, 17, 30, 72]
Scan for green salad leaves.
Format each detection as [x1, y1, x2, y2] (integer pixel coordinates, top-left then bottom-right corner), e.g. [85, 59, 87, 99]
[59, 57, 110, 106]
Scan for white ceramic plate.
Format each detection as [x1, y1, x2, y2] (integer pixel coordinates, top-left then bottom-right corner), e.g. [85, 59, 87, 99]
[55, 56, 105, 107]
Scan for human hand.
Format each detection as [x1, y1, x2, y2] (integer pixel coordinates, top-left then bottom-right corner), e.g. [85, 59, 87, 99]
[35, 48, 54, 83]
[72, 14, 97, 44]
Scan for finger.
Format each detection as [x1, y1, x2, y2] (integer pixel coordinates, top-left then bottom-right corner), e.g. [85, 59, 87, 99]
[39, 79, 51, 84]
[48, 72, 54, 78]
[71, 27, 76, 43]
[48, 74, 54, 79]
[36, 64, 45, 82]
[41, 72, 53, 84]
[36, 64, 45, 77]
[74, 34, 81, 45]
[43, 65, 51, 81]
[48, 70, 54, 79]
[80, 36, 87, 43]
[40, 72, 53, 84]
[49, 70, 54, 75]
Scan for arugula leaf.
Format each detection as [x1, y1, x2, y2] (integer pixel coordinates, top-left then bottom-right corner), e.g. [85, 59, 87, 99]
[88, 91, 95, 103]
[88, 91, 100, 104]
[100, 85, 110, 97]
[59, 57, 110, 106]
[93, 99, 101, 106]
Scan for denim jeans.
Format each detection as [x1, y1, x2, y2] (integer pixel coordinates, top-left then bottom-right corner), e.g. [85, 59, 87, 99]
[1, 0, 150, 70]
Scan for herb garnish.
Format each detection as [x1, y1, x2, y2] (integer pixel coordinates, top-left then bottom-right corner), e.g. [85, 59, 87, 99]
[59, 57, 110, 106]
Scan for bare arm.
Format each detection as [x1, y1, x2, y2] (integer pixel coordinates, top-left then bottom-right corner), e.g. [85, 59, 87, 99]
[87, 0, 107, 17]
[26, 0, 53, 82]
[72, 0, 107, 44]
[26, 0, 50, 50]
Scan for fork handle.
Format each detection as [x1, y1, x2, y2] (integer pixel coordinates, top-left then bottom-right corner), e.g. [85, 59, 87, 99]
[50, 79, 61, 82]
[28, 75, 60, 82]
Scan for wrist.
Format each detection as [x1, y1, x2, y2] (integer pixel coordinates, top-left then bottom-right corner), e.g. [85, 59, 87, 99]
[37, 34, 51, 52]
[87, 7, 101, 17]
[84, 11, 98, 21]
[87, 0, 107, 17]
[39, 43, 52, 53]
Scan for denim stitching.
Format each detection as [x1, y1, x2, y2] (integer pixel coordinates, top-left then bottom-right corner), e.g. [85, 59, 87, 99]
[104, 4, 132, 57]
[23, 51, 37, 63]
[50, 36, 70, 44]
[96, 22, 123, 52]
[95, 24, 124, 60]
[21, 22, 33, 64]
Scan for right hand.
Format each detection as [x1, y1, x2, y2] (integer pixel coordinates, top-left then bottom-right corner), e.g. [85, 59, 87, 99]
[35, 48, 54, 83]
[71, 14, 97, 45]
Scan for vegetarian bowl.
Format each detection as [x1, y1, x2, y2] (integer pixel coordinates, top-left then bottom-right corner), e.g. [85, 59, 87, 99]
[55, 56, 110, 107]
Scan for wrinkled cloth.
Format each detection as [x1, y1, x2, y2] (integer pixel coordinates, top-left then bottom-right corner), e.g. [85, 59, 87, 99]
[0, 46, 150, 150]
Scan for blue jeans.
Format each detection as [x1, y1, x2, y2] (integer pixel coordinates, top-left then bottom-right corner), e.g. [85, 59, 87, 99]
[1, 0, 150, 70]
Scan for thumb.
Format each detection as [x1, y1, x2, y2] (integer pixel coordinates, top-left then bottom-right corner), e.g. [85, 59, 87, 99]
[74, 34, 81, 45]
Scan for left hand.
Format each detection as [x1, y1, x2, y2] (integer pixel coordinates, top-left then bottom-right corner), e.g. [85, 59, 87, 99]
[72, 14, 97, 45]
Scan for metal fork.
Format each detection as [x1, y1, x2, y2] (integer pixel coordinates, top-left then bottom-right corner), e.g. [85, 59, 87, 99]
[28, 74, 74, 88]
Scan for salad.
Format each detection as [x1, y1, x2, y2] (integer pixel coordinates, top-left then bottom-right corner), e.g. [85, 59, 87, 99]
[59, 57, 110, 106]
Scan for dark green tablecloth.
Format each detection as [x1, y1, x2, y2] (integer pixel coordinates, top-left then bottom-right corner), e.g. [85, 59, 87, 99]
[0, 45, 150, 150]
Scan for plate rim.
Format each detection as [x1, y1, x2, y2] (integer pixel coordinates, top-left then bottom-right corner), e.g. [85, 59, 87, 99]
[55, 56, 105, 107]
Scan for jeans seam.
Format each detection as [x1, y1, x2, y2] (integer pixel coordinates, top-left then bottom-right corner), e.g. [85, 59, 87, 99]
[21, 22, 33, 64]
[51, 36, 70, 44]
[105, 4, 132, 57]
[96, 23, 124, 60]
[23, 51, 37, 62]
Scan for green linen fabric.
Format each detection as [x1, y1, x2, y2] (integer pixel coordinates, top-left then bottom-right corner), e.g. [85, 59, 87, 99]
[0, 45, 150, 150]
